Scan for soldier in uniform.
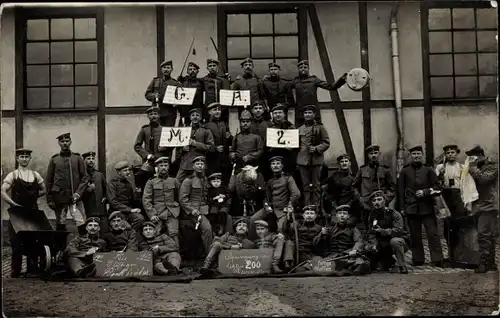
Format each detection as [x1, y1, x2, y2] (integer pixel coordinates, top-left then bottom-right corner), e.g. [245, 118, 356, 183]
[175, 108, 215, 185]
[102, 211, 139, 252]
[297, 105, 330, 207]
[290, 60, 347, 127]
[353, 144, 396, 230]
[205, 102, 232, 184]
[107, 161, 145, 233]
[231, 58, 265, 116]
[142, 157, 181, 245]
[398, 145, 444, 267]
[46, 133, 89, 232]
[249, 101, 271, 180]
[178, 62, 205, 125]
[203, 59, 231, 124]
[254, 219, 288, 274]
[262, 62, 295, 113]
[144, 60, 181, 127]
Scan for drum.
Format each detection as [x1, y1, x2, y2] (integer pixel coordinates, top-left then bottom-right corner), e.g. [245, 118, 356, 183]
[346, 68, 371, 91]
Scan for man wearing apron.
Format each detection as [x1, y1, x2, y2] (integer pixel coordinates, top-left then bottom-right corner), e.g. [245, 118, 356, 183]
[1, 148, 46, 277]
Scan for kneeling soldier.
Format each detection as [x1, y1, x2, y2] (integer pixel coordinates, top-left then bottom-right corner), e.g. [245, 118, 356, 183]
[138, 221, 181, 276]
[102, 211, 138, 252]
[254, 220, 290, 274]
[64, 217, 106, 278]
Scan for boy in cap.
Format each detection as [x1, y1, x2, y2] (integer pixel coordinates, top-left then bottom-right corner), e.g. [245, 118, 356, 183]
[64, 217, 106, 278]
[262, 62, 294, 114]
[46, 132, 89, 232]
[200, 217, 255, 274]
[297, 104, 330, 207]
[138, 221, 181, 276]
[207, 172, 233, 235]
[202, 59, 231, 123]
[102, 211, 138, 252]
[144, 60, 181, 127]
[232, 57, 265, 110]
[81, 151, 108, 233]
[254, 219, 288, 274]
[177, 61, 205, 124]
[205, 102, 233, 182]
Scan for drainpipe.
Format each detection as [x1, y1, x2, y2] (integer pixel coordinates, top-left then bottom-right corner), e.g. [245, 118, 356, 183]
[390, 3, 405, 177]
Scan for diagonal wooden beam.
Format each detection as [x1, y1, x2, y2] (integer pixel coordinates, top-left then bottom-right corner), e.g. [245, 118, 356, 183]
[307, 4, 358, 172]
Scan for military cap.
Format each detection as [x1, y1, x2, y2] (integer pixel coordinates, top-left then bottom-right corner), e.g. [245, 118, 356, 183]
[86, 216, 101, 225]
[365, 144, 380, 153]
[207, 102, 221, 110]
[160, 60, 173, 68]
[56, 132, 71, 141]
[239, 109, 253, 120]
[187, 62, 200, 70]
[251, 100, 265, 108]
[192, 156, 206, 164]
[297, 60, 309, 67]
[240, 57, 254, 67]
[465, 145, 485, 157]
[114, 161, 130, 171]
[254, 219, 269, 228]
[269, 156, 284, 163]
[207, 58, 219, 65]
[15, 148, 32, 156]
[443, 144, 460, 154]
[233, 217, 250, 228]
[408, 145, 423, 153]
[82, 151, 96, 159]
[302, 205, 317, 212]
[208, 172, 222, 180]
[337, 154, 350, 162]
[155, 157, 170, 164]
[189, 108, 202, 115]
[271, 104, 285, 112]
[108, 211, 124, 221]
[268, 62, 281, 69]
[145, 106, 160, 114]
[336, 204, 351, 212]
[141, 221, 156, 229]
[369, 190, 385, 201]
[303, 105, 317, 112]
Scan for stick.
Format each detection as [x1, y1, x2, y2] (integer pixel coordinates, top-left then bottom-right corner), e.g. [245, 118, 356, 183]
[180, 36, 196, 76]
[210, 37, 226, 74]
[289, 208, 300, 265]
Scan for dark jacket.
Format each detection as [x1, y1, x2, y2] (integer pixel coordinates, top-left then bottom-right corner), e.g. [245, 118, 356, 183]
[353, 163, 396, 209]
[254, 233, 283, 249]
[138, 233, 179, 261]
[178, 75, 205, 108]
[325, 169, 358, 207]
[231, 73, 264, 105]
[145, 75, 181, 106]
[81, 168, 107, 217]
[288, 221, 322, 254]
[267, 120, 298, 171]
[142, 175, 180, 219]
[265, 173, 301, 217]
[178, 124, 215, 171]
[65, 234, 107, 258]
[469, 159, 498, 213]
[205, 119, 232, 172]
[290, 75, 346, 109]
[367, 208, 409, 245]
[107, 176, 138, 214]
[297, 122, 330, 166]
[230, 130, 264, 168]
[134, 123, 169, 162]
[316, 222, 363, 257]
[103, 228, 138, 252]
[213, 232, 255, 249]
[397, 163, 439, 216]
[202, 73, 231, 106]
[207, 186, 231, 213]
[250, 117, 271, 142]
[262, 76, 294, 108]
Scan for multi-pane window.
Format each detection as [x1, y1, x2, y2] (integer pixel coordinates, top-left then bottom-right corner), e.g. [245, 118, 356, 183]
[226, 12, 299, 80]
[427, 7, 497, 100]
[24, 17, 99, 110]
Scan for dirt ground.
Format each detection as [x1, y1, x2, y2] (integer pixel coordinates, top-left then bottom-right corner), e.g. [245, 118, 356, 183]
[2, 271, 498, 317]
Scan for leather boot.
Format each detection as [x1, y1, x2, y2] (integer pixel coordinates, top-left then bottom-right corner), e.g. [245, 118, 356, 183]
[154, 263, 170, 276]
[200, 256, 215, 275]
[271, 262, 283, 274]
[76, 263, 96, 278]
[399, 265, 409, 274]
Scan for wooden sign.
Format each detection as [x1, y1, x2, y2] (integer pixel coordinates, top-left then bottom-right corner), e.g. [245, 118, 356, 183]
[94, 251, 153, 277]
[218, 248, 273, 276]
[159, 127, 192, 147]
[219, 89, 251, 107]
[266, 128, 299, 148]
[310, 257, 336, 276]
[163, 85, 197, 105]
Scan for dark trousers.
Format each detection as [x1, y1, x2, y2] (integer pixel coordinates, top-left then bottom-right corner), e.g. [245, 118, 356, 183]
[298, 165, 322, 207]
[476, 210, 498, 265]
[407, 213, 443, 264]
[442, 189, 466, 262]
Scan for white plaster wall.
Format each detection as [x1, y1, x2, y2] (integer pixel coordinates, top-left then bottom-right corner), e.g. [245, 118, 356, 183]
[1, 7, 15, 110]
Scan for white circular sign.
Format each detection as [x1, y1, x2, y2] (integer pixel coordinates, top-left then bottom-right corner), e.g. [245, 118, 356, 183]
[346, 68, 371, 91]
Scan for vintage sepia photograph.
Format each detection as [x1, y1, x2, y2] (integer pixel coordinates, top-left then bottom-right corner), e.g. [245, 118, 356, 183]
[1, 0, 499, 316]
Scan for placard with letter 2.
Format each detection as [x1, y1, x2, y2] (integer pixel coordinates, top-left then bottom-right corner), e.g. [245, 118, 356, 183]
[218, 248, 273, 276]
[163, 85, 197, 105]
[94, 251, 153, 277]
[159, 127, 192, 147]
[266, 128, 299, 148]
[219, 90, 251, 107]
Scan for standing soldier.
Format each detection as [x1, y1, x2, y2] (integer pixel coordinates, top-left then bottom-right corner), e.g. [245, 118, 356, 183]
[250, 101, 272, 180]
[175, 108, 215, 185]
[46, 133, 88, 232]
[297, 105, 330, 207]
[205, 102, 232, 184]
[397, 146, 444, 267]
[231, 58, 265, 116]
[203, 59, 231, 124]
[262, 62, 295, 114]
[290, 60, 347, 127]
[177, 62, 205, 125]
[267, 104, 298, 176]
[145, 60, 181, 127]
[1, 148, 46, 277]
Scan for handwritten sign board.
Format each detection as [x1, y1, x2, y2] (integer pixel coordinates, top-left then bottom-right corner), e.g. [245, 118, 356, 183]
[94, 251, 153, 277]
[218, 248, 273, 276]
[219, 90, 251, 107]
[163, 85, 197, 105]
[266, 128, 299, 148]
[310, 257, 336, 276]
[159, 127, 192, 147]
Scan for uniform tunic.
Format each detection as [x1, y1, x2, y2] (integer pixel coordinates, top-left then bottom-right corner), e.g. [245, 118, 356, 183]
[230, 131, 264, 172]
[316, 223, 364, 257]
[353, 163, 396, 210]
[81, 168, 107, 218]
[64, 234, 107, 275]
[138, 233, 181, 267]
[177, 124, 215, 171]
[178, 76, 205, 124]
[262, 76, 294, 109]
[107, 176, 145, 232]
[102, 228, 138, 252]
[144, 75, 181, 127]
[267, 120, 297, 175]
[134, 122, 169, 162]
[265, 173, 301, 218]
[285, 221, 323, 262]
[205, 118, 232, 179]
[254, 233, 288, 263]
[231, 73, 264, 107]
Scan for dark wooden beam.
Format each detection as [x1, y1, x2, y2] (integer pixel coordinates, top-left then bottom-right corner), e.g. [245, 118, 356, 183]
[307, 4, 358, 172]
[420, 3, 434, 164]
[156, 5, 165, 76]
[96, 7, 106, 177]
[297, 4, 308, 62]
[217, 5, 227, 72]
[14, 8, 25, 152]
[358, 2, 372, 165]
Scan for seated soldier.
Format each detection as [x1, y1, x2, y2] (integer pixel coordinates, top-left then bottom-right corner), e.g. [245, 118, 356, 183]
[64, 217, 106, 278]
[364, 190, 409, 274]
[254, 220, 290, 274]
[138, 221, 181, 276]
[200, 217, 255, 274]
[207, 172, 232, 235]
[315, 205, 370, 275]
[102, 211, 139, 252]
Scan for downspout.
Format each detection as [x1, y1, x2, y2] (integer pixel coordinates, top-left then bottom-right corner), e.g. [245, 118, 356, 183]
[390, 3, 405, 177]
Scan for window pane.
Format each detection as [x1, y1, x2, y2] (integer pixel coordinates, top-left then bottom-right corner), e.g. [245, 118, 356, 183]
[430, 77, 453, 98]
[251, 37, 273, 58]
[26, 65, 49, 87]
[275, 36, 298, 58]
[51, 19, 74, 40]
[251, 14, 272, 34]
[275, 58, 298, 80]
[51, 42, 73, 63]
[74, 18, 96, 39]
[452, 8, 474, 29]
[51, 64, 74, 86]
[428, 9, 451, 30]
[453, 31, 476, 52]
[27, 88, 50, 109]
[477, 31, 497, 52]
[429, 54, 453, 76]
[26, 43, 49, 64]
[429, 32, 451, 53]
[253, 59, 272, 79]
[75, 41, 97, 63]
[476, 8, 497, 29]
[51, 87, 74, 108]
[75, 86, 98, 108]
[455, 77, 478, 98]
[454, 54, 477, 75]
[27, 19, 49, 40]
[227, 60, 242, 82]
[227, 14, 249, 35]
[227, 37, 250, 59]
[479, 76, 497, 97]
[274, 13, 298, 34]
[75, 64, 98, 85]
[478, 53, 497, 74]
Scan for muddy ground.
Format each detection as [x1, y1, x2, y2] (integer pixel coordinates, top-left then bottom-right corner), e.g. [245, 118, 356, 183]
[3, 271, 498, 317]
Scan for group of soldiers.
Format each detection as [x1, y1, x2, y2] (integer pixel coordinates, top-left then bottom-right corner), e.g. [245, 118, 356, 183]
[2, 57, 498, 278]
